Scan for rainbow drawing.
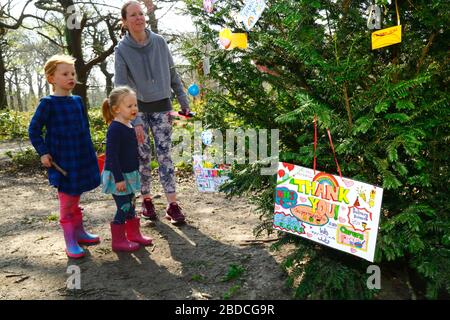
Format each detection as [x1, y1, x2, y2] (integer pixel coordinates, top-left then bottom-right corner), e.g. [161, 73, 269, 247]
[313, 172, 339, 189]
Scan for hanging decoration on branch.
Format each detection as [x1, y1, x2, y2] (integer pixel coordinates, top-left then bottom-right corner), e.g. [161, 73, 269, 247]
[367, 4, 381, 30]
[371, 0, 402, 50]
[238, 0, 267, 31]
[218, 28, 248, 50]
[273, 118, 383, 262]
[219, 28, 232, 49]
[253, 60, 280, 77]
[203, 0, 216, 14]
[188, 84, 200, 97]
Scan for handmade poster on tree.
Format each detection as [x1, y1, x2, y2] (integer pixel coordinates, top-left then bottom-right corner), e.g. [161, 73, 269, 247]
[193, 155, 231, 192]
[273, 162, 383, 262]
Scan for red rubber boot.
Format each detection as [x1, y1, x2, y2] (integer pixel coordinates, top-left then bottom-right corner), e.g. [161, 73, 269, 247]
[110, 222, 140, 252]
[125, 217, 153, 246]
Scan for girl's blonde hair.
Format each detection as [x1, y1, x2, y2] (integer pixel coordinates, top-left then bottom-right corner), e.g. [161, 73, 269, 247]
[102, 86, 136, 124]
[44, 54, 76, 91]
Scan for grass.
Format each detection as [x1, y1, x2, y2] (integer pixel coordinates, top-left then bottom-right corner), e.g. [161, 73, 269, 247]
[221, 264, 245, 282]
[190, 274, 206, 283]
[47, 213, 59, 222]
[223, 284, 241, 300]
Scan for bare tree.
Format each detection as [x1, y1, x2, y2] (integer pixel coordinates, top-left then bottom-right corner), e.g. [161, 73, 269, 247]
[32, 0, 121, 108]
[0, 0, 33, 109]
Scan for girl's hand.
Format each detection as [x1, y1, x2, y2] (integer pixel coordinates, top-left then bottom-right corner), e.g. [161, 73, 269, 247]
[116, 181, 126, 192]
[135, 125, 145, 145]
[41, 154, 52, 168]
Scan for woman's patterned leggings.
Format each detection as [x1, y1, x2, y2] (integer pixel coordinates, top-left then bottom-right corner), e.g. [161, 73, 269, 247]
[138, 111, 176, 196]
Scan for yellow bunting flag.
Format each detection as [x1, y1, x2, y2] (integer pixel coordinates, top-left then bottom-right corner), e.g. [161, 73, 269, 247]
[229, 33, 248, 49]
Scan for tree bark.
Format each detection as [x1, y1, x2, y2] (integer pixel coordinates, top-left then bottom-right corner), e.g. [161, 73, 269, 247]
[8, 77, 14, 110]
[37, 72, 43, 98]
[13, 70, 23, 111]
[99, 60, 113, 96]
[0, 39, 7, 109]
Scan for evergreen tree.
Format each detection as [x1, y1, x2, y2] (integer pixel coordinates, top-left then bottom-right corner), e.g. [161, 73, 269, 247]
[182, 0, 449, 299]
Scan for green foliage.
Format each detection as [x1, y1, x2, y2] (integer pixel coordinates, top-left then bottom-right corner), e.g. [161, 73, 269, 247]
[5, 147, 41, 171]
[221, 263, 245, 282]
[190, 274, 206, 283]
[222, 284, 241, 300]
[87, 107, 108, 153]
[47, 213, 59, 222]
[183, 0, 450, 299]
[0, 110, 33, 140]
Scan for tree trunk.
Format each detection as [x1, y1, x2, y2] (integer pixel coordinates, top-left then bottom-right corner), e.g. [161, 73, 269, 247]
[0, 41, 6, 109]
[99, 60, 113, 96]
[8, 77, 14, 110]
[13, 70, 23, 111]
[26, 72, 35, 111]
[45, 81, 50, 96]
[148, 9, 158, 34]
[37, 72, 43, 98]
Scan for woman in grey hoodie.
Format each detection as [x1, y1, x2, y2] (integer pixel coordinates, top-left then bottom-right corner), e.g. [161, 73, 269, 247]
[114, 1, 189, 224]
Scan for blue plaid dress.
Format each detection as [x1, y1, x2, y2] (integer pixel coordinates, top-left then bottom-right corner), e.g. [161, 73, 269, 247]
[28, 95, 100, 195]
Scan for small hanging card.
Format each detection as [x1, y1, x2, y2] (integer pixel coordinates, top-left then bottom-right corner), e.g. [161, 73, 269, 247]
[238, 0, 266, 31]
[367, 4, 381, 30]
[273, 162, 383, 262]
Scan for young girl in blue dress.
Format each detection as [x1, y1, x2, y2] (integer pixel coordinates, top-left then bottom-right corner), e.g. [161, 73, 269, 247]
[101, 86, 153, 252]
[28, 55, 101, 259]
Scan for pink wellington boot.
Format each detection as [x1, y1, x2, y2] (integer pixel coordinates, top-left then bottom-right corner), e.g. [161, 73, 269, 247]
[60, 220, 85, 259]
[110, 222, 140, 252]
[73, 213, 100, 245]
[125, 217, 153, 246]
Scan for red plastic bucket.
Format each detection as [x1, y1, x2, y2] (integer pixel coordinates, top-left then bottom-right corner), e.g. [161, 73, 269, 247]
[97, 154, 105, 174]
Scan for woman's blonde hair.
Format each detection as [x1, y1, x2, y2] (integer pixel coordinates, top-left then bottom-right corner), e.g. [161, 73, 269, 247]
[44, 54, 76, 90]
[102, 86, 136, 124]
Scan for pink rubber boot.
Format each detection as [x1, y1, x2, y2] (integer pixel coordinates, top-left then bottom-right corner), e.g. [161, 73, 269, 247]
[110, 222, 140, 252]
[58, 192, 84, 258]
[73, 207, 100, 244]
[125, 217, 153, 246]
[60, 220, 85, 259]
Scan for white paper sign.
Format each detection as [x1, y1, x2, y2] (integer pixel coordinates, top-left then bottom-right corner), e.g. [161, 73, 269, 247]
[273, 162, 383, 262]
[238, 0, 266, 31]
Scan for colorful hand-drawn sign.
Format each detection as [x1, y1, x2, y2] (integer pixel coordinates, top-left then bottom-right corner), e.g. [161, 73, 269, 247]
[273, 163, 383, 262]
[193, 155, 231, 192]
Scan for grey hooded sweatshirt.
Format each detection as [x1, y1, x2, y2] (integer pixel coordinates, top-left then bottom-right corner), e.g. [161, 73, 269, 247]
[114, 29, 189, 124]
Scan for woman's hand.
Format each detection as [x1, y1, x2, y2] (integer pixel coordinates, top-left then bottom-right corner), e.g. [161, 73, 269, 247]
[180, 107, 190, 116]
[116, 181, 126, 192]
[40, 154, 52, 168]
[135, 125, 145, 144]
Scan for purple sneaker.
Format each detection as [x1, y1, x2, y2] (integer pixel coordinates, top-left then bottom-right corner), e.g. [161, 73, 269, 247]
[141, 198, 158, 221]
[165, 203, 186, 224]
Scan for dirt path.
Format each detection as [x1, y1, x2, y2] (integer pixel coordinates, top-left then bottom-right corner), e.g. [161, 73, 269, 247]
[0, 160, 292, 300]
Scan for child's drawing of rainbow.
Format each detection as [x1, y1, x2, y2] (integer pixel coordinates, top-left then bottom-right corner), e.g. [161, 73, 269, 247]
[313, 172, 339, 189]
